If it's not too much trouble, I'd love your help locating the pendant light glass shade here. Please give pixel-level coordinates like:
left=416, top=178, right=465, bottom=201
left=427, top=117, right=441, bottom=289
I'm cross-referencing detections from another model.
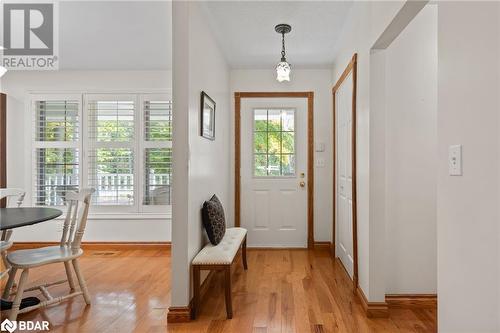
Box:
left=276, top=61, right=291, bottom=82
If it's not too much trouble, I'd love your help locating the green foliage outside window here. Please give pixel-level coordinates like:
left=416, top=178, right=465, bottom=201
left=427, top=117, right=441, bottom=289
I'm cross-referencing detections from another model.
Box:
left=253, top=109, right=295, bottom=176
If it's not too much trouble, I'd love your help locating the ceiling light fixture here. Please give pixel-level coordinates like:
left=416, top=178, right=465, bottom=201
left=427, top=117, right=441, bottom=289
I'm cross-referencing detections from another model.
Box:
left=275, top=24, right=291, bottom=82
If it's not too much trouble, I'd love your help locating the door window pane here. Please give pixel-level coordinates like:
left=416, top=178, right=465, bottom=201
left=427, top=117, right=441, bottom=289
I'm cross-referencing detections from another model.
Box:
left=281, top=154, right=296, bottom=176
left=282, top=110, right=295, bottom=131
left=254, top=109, right=267, bottom=131
left=254, top=132, right=267, bottom=153
left=253, top=109, right=296, bottom=176
left=282, top=132, right=295, bottom=153
left=268, top=110, right=281, bottom=130
left=254, top=154, right=267, bottom=177
left=267, top=132, right=281, bottom=154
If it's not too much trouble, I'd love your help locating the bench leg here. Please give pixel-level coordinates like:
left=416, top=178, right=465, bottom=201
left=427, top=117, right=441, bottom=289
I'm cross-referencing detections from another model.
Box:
left=242, top=235, right=248, bottom=270
left=192, top=265, right=200, bottom=319
left=224, top=266, right=232, bottom=319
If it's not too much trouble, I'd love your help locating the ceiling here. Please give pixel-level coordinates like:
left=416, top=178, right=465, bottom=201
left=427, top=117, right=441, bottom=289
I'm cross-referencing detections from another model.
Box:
left=200, top=1, right=353, bottom=69
left=59, top=1, right=171, bottom=70
left=55, top=1, right=351, bottom=71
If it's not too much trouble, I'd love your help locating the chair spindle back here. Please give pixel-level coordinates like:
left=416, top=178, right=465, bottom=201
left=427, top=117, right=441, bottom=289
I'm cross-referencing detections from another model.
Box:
left=0, top=188, right=26, bottom=207
left=60, top=188, right=94, bottom=250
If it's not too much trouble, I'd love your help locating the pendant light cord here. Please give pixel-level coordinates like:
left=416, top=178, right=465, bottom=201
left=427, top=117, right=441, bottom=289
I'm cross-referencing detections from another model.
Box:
left=281, top=32, right=286, bottom=61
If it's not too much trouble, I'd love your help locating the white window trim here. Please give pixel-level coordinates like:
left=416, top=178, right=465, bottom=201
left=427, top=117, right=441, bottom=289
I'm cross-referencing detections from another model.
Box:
left=27, top=91, right=172, bottom=219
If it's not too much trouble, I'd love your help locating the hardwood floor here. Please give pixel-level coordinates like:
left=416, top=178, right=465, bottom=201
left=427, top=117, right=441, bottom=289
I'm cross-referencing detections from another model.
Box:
left=3, top=248, right=437, bottom=332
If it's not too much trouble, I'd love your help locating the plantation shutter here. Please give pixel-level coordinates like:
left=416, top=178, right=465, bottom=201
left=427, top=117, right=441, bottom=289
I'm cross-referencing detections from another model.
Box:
left=86, top=96, right=136, bottom=206
left=142, top=98, right=172, bottom=206
left=33, top=98, right=80, bottom=206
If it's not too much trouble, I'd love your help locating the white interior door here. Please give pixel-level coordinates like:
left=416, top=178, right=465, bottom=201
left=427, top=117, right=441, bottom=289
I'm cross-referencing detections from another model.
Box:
left=241, top=98, right=308, bottom=247
left=336, top=72, right=354, bottom=277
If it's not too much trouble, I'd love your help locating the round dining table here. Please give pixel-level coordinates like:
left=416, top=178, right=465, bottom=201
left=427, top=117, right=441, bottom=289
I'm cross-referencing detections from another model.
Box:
left=0, top=207, right=62, bottom=231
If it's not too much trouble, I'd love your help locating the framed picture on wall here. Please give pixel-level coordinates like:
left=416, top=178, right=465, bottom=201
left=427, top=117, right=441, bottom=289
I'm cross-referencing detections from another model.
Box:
left=200, top=91, right=216, bottom=140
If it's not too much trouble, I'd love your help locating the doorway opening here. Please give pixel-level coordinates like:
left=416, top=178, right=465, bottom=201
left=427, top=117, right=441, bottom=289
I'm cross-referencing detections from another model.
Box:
left=332, top=54, right=358, bottom=288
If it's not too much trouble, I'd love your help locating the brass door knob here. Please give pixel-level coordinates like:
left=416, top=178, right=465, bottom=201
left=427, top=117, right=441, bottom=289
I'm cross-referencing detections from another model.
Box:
left=299, top=181, right=306, bottom=188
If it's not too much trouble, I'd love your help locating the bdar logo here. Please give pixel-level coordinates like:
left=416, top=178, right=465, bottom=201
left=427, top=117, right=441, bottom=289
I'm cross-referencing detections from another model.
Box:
left=0, top=319, right=17, bottom=333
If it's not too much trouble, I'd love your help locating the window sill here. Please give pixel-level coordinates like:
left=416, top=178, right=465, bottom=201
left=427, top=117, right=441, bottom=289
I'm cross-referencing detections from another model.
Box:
left=53, top=213, right=171, bottom=221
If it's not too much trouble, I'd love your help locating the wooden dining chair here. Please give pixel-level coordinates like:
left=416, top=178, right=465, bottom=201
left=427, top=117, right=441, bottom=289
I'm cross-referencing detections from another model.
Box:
left=0, top=240, right=13, bottom=280
left=0, top=188, right=26, bottom=274
left=0, top=188, right=26, bottom=208
left=2, top=188, right=95, bottom=321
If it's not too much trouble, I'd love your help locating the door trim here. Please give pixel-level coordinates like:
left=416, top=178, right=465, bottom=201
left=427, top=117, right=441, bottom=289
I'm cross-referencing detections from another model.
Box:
left=0, top=93, right=6, bottom=208
left=332, top=53, right=358, bottom=288
left=234, top=92, right=314, bottom=249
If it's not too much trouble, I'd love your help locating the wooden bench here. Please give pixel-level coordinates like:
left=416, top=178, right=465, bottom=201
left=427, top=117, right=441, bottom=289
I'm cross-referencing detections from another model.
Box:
left=191, top=227, right=248, bottom=319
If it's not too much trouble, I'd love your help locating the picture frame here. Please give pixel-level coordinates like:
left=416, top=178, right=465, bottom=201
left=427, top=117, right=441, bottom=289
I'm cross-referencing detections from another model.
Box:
left=200, top=91, right=216, bottom=140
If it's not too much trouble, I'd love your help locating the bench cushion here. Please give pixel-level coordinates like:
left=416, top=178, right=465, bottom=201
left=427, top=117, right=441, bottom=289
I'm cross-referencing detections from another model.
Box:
left=192, top=227, right=247, bottom=265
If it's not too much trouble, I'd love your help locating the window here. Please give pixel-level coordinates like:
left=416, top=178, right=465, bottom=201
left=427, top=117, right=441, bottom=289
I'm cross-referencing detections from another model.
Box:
left=143, top=99, right=172, bottom=206
left=86, top=97, right=136, bottom=206
left=253, top=109, right=295, bottom=177
left=33, top=97, right=81, bottom=206
left=32, top=93, right=172, bottom=214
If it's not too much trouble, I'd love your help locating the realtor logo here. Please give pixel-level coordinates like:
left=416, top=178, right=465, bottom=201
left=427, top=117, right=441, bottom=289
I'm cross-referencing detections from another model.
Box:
left=1, top=2, right=59, bottom=70
left=0, top=319, right=17, bottom=333
left=3, top=3, right=54, bottom=55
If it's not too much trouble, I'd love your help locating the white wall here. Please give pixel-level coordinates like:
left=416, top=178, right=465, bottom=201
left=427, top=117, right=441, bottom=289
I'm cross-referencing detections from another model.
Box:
left=334, top=1, right=500, bottom=330
left=331, top=0, right=406, bottom=301
left=1, top=70, right=172, bottom=242
left=384, top=5, right=437, bottom=294
left=230, top=69, right=332, bottom=242
left=171, top=1, right=231, bottom=307
left=437, top=2, right=499, bottom=332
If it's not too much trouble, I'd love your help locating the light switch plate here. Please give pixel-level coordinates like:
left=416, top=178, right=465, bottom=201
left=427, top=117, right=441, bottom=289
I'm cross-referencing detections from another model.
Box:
left=315, top=142, right=325, bottom=152
left=316, top=158, right=325, bottom=168
left=449, top=145, right=462, bottom=176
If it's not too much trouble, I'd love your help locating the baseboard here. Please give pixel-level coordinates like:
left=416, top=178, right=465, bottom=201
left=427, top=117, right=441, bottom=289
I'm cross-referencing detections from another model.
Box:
left=167, top=270, right=217, bottom=323
left=385, top=294, right=437, bottom=309
left=247, top=247, right=307, bottom=250
left=313, top=241, right=332, bottom=250
left=166, top=306, right=191, bottom=323
left=356, top=287, right=389, bottom=318
left=10, top=241, right=171, bottom=251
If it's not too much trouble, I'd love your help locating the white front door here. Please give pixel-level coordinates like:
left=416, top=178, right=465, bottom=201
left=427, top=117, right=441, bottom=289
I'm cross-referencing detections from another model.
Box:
left=335, top=72, right=354, bottom=277
left=240, top=98, right=308, bottom=247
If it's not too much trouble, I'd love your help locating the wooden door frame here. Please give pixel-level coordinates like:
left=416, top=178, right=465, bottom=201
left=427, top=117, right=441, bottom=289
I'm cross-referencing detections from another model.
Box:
left=332, top=54, right=358, bottom=288
left=0, top=93, right=6, bottom=208
left=234, top=92, right=314, bottom=249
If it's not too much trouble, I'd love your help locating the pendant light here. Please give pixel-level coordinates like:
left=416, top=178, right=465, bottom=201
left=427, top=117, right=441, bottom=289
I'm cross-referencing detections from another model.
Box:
left=275, top=24, right=291, bottom=82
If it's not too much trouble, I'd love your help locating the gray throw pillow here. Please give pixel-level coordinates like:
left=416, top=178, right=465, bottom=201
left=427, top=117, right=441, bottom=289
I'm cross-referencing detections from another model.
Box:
left=202, top=194, right=226, bottom=245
